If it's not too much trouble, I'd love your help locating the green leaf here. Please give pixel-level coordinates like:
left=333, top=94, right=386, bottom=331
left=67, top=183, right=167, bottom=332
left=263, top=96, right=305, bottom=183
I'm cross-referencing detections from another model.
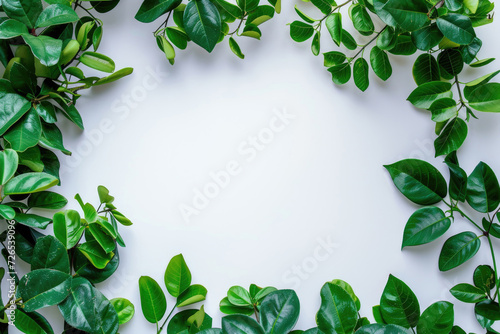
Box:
left=28, top=191, right=68, bottom=209
left=382, top=0, right=429, bottom=31
left=0, top=79, right=31, bottom=136
left=439, top=231, right=481, bottom=271
left=326, top=13, right=342, bottom=46
left=327, top=63, right=351, bottom=85
left=168, top=308, right=212, bottom=333
left=221, top=315, right=264, bottom=334
left=59, top=277, right=119, bottom=333
left=341, top=29, right=357, bottom=50
left=310, top=0, right=334, bottom=15
left=183, top=0, right=221, bottom=52
left=110, top=298, right=135, bottom=325
left=74, top=247, right=119, bottom=284
left=35, top=4, right=79, bottom=28
left=0, top=19, right=29, bottom=39
left=14, top=309, right=54, bottom=334
left=220, top=297, right=254, bottom=315
left=88, top=223, right=115, bottom=253
left=165, top=253, right=192, bottom=297
left=377, top=26, right=396, bottom=51
left=229, top=37, right=245, bottom=59
left=18, top=269, right=72, bottom=312
left=0, top=204, right=15, bottom=219
left=177, top=284, right=208, bottom=307
left=35, top=102, right=57, bottom=124
left=475, top=300, right=500, bottom=328
left=78, top=240, right=114, bottom=269
left=438, top=49, right=464, bottom=77
left=31, top=235, right=70, bottom=274
left=330, top=280, right=360, bottom=311
left=237, top=0, right=258, bottom=12
left=260, top=290, right=300, bottom=334
left=350, top=4, right=374, bottom=35
left=93, top=67, right=134, bottom=86
left=434, top=117, right=468, bottom=157
left=468, top=83, right=500, bottom=112
left=22, top=34, right=63, bottom=67
left=370, top=46, right=392, bottom=81
left=4, top=172, right=58, bottom=195
left=384, top=159, right=447, bottom=205
left=388, top=34, right=417, bottom=56
left=135, top=0, right=183, bottom=23
left=380, top=275, right=420, bottom=328
left=353, top=58, right=369, bottom=91
left=317, top=283, right=358, bottom=334
left=294, top=6, right=315, bottom=24
left=53, top=210, right=84, bottom=249
left=416, top=301, right=454, bottom=334
left=474, top=265, right=495, bottom=292
left=311, top=31, right=320, bottom=56
left=4, top=108, right=42, bottom=152
left=228, top=286, right=252, bottom=306
left=167, top=27, right=188, bottom=50
left=0, top=148, right=19, bottom=185
left=413, top=54, right=440, bottom=86
left=450, top=283, right=487, bottom=303
left=402, top=207, right=451, bottom=248
left=470, top=58, right=495, bottom=68
left=411, top=23, right=444, bottom=51
left=407, top=81, right=453, bottom=109
left=247, top=5, right=275, bottom=26
left=2, top=0, right=43, bottom=29
left=430, top=98, right=457, bottom=122
left=15, top=213, right=51, bottom=229
left=289, top=21, right=314, bottom=42
left=40, top=122, right=71, bottom=155
left=323, top=51, right=346, bottom=67
left=445, top=155, right=468, bottom=202
left=436, top=14, right=475, bottom=45
left=97, top=185, right=114, bottom=204
left=466, top=162, right=500, bottom=213
left=139, top=275, right=167, bottom=324
left=79, top=51, right=115, bottom=73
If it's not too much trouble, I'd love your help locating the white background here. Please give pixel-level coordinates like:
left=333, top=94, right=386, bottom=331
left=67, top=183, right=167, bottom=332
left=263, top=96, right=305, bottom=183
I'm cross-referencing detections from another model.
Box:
left=8, top=0, right=500, bottom=332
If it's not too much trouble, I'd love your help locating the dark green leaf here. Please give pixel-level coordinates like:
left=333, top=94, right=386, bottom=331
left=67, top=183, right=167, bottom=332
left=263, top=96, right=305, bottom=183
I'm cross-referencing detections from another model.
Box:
left=325, top=13, right=342, bottom=46
left=35, top=4, right=78, bottom=28
left=183, top=0, right=221, bottom=52
left=135, top=0, right=182, bottom=23
left=450, top=283, right=487, bottom=303
left=328, top=63, right=351, bottom=85
left=380, top=275, right=420, bottom=328
left=260, top=290, right=300, bottom=334
left=290, top=21, right=314, bottom=42
left=221, top=315, right=264, bottom=334
left=2, top=0, right=42, bottom=29
left=402, top=206, right=451, bottom=248
left=4, top=108, right=42, bottom=152
left=31, top=235, right=69, bottom=273
left=434, top=117, right=468, bottom=157
left=317, top=283, right=358, bottom=334
left=22, top=35, right=63, bottom=67
left=439, top=231, right=481, bottom=271
left=411, top=23, right=444, bottom=51
left=437, top=14, right=475, bottom=45
left=416, top=301, right=454, bottom=334
left=353, top=58, right=369, bottom=91
left=370, top=46, right=392, bottom=81
left=407, top=81, right=453, bottom=109
left=466, top=162, right=500, bottom=213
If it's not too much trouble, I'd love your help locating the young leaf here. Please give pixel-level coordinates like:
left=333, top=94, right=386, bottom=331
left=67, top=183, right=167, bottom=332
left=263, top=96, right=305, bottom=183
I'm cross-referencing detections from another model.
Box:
left=110, top=298, right=135, bottom=325
left=177, top=284, right=208, bottom=307
left=53, top=210, right=84, bottom=249
left=79, top=51, right=115, bottom=73
left=229, top=37, right=245, bottom=59
left=228, top=286, right=252, bottom=306
left=165, top=253, right=192, bottom=297
left=139, top=276, right=167, bottom=324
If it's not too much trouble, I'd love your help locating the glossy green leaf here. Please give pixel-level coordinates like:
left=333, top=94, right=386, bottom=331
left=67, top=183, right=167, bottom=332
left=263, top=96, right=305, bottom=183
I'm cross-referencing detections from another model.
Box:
left=31, top=235, right=70, bottom=273
left=294, top=6, right=315, bottom=24
left=229, top=37, right=245, bottom=59
left=341, top=29, right=357, bottom=50
left=413, top=54, right=440, bottom=86
left=317, top=283, right=358, bottom=334
left=436, top=14, right=475, bottom=45
left=439, top=231, right=481, bottom=271
left=53, top=210, right=84, bottom=249
left=434, top=117, right=468, bottom=157
left=2, top=0, right=42, bottom=29
left=438, top=49, right=463, bottom=77
left=4, top=172, right=58, bottom=195
left=0, top=19, right=29, bottom=39
left=14, top=309, right=54, bottom=334
left=79, top=51, right=115, bottom=73
left=377, top=26, right=396, bottom=51
left=370, top=46, right=392, bottom=81
left=177, top=284, right=208, bottom=307
left=323, top=51, right=346, bottom=67
left=416, top=301, right=454, bottom=334
left=384, top=159, right=447, bottom=205
left=468, top=83, right=500, bottom=112
left=470, top=58, right=495, bottom=68
left=411, top=23, right=444, bottom=51
left=350, top=4, right=374, bottom=35
left=78, top=240, right=114, bottom=269
left=430, top=98, right=457, bottom=122
left=326, top=13, right=342, bottom=46
left=290, top=21, right=314, bottom=42
left=474, top=265, right=495, bottom=292
left=183, top=0, right=221, bottom=52
left=407, top=81, right=453, bottom=109
left=88, top=223, right=115, bottom=253
left=165, top=254, right=191, bottom=297
left=74, top=247, right=119, bottom=284
left=22, top=35, right=63, bottom=67
left=228, top=286, right=252, bottom=306
left=382, top=0, right=429, bottom=31
left=474, top=300, right=500, bottom=328
left=139, top=275, right=167, bottom=323
left=4, top=108, right=42, bottom=152
left=110, top=298, right=135, bottom=325
left=353, top=58, right=369, bottom=92
left=445, top=155, right=468, bottom=202
left=135, top=0, right=183, bottom=23
left=260, top=290, right=300, bottom=334
left=0, top=148, right=19, bottom=185
left=450, top=283, right=487, bottom=303
left=328, top=63, right=351, bottom=85
left=310, top=0, right=334, bottom=15
left=35, top=4, right=78, bottom=28
left=402, top=207, right=451, bottom=248
left=220, top=297, right=254, bottom=316
left=0, top=79, right=31, bottom=137
left=221, top=315, right=264, bottom=334
left=59, top=277, right=119, bottom=333
left=311, top=31, right=320, bottom=56
left=28, top=191, right=67, bottom=209
left=18, top=269, right=72, bottom=312
left=466, top=162, right=500, bottom=212
left=14, top=213, right=51, bottom=229
left=380, top=275, right=420, bottom=328
left=0, top=204, right=15, bottom=220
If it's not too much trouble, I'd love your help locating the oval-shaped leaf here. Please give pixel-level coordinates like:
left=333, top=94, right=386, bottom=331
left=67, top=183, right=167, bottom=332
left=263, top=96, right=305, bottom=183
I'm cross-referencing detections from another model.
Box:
left=183, top=0, right=221, bottom=52
left=4, top=172, right=58, bottom=195
left=402, top=207, right=451, bottom=248
left=466, top=162, right=500, bottom=213
left=165, top=254, right=192, bottom=297
left=317, top=283, right=358, bottom=334
left=260, top=290, right=300, bottom=334
left=439, top=231, right=481, bottom=271
left=380, top=275, right=420, bottom=328
left=139, top=275, right=167, bottom=324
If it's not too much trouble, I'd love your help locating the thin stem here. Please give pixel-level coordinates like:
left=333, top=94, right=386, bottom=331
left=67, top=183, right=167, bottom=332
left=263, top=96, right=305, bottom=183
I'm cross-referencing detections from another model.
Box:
left=445, top=201, right=485, bottom=232
left=0, top=298, right=22, bottom=313
left=351, top=27, right=386, bottom=61
left=318, top=0, right=354, bottom=24
left=229, top=15, right=247, bottom=36
left=75, top=3, right=100, bottom=24
left=154, top=12, right=172, bottom=36
left=455, top=76, right=466, bottom=112
left=487, top=235, right=500, bottom=303
left=158, top=306, right=176, bottom=334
